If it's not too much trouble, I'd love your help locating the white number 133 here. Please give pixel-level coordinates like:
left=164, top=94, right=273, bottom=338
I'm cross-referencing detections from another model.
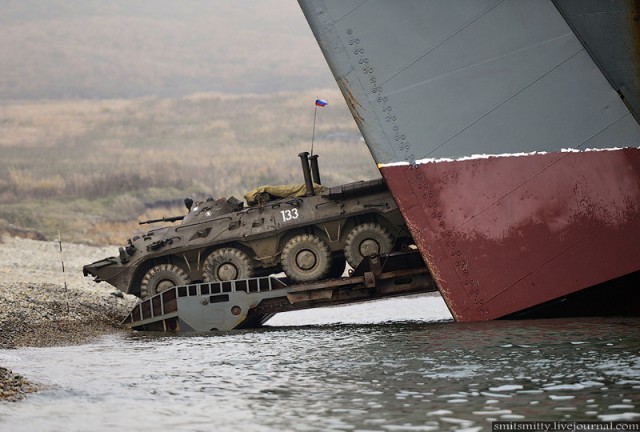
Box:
left=280, top=209, right=299, bottom=222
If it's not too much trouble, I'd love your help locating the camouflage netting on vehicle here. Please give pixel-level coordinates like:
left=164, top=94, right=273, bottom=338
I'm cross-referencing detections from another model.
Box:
left=244, top=184, right=325, bottom=206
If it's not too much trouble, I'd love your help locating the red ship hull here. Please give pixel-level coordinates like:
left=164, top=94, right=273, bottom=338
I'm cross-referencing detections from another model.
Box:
left=381, top=148, right=640, bottom=321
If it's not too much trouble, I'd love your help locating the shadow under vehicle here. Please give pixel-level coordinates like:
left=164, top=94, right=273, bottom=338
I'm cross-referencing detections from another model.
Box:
left=83, top=153, right=412, bottom=299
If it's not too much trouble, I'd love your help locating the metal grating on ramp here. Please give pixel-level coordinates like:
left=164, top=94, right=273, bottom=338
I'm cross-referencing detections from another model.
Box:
left=123, top=251, right=436, bottom=332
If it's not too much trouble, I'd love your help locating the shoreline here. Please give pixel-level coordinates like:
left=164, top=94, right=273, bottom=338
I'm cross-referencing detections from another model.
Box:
left=0, top=282, right=134, bottom=350
left=0, top=235, right=138, bottom=401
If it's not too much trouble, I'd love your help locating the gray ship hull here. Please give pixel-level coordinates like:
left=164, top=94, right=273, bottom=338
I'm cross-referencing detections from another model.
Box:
left=299, top=0, right=640, bottom=320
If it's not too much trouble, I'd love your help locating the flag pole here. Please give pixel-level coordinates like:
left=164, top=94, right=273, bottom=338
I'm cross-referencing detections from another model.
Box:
left=311, top=102, right=318, bottom=157
left=311, top=98, right=327, bottom=156
left=58, top=230, right=70, bottom=315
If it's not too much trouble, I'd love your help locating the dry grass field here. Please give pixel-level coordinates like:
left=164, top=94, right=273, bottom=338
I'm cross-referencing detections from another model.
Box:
left=0, top=2, right=380, bottom=245
left=0, top=90, right=379, bottom=245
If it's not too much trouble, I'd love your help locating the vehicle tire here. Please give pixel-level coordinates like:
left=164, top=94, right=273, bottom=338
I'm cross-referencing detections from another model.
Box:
left=344, top=222, right=393, bottom=269
left=140, top=264, right=190, bottom=299
left=281, top=234, right=332, bottom=283
left=203, top=248, right=254, bottom=282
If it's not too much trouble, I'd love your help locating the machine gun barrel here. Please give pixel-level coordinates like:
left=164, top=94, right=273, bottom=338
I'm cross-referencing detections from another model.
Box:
left=138, top=215, right=185, bottom=225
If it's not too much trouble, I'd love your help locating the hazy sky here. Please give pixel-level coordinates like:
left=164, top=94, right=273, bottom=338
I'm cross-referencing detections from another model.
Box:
left=1, top=0, right=336, bottom=99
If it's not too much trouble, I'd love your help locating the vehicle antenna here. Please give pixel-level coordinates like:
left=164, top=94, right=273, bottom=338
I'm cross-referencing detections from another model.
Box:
left=57, top=230, right=70, bottom=315
left=311, top=98, right=328, bottom=156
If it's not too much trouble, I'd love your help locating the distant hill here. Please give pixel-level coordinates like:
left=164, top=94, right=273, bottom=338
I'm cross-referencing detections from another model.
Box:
left=0, top=0, right=335, bottom=100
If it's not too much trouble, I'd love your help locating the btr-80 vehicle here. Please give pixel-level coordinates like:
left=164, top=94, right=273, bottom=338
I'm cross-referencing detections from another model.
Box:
left=83, top=153, right=411, bottom=299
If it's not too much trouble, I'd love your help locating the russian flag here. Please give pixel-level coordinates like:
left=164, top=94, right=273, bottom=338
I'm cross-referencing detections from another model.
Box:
left=315, top=98, right=328, bottom=107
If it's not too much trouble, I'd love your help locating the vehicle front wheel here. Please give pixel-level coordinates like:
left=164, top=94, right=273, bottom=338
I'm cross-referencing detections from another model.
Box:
left=344, top=222, right=393, bottom=269
left=140, top=264, right=190, bottom=299
left=203, top=247, right=254, bottom=282
left=281, top=234, right=332, bottom=283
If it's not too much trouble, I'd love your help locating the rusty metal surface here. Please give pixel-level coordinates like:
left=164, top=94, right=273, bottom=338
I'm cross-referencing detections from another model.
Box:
left=381, top=148, right=640, bottom=321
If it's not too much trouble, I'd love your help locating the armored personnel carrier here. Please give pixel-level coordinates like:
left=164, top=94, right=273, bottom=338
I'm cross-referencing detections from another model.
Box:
left=83, top=153, right=412, bottom=298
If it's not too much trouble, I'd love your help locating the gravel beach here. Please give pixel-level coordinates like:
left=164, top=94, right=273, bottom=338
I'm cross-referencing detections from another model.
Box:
left=0, top=235, right=138, bottom=401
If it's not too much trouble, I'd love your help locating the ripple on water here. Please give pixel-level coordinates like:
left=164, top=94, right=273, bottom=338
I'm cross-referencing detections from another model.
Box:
left=480, top=392, right=513, bottom=398
left=489, top=385, right=523, bottom=392
left=0, top=316, right=638, bottom=432
left=598, top=413, right=640, bottom=421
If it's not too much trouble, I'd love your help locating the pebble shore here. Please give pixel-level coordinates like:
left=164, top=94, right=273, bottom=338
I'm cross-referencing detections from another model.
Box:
left=0, top=235, right=138, bottom=402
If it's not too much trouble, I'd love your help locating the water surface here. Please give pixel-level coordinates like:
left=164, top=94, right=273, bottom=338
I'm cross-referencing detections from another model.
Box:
left=1, top=296, right=638, bottom=432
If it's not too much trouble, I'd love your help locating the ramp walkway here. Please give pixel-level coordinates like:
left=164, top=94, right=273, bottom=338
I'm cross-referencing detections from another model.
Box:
left=122, top=250, right=435, bottom=332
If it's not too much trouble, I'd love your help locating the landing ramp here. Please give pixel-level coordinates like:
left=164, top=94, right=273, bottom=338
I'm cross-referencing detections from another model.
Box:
left=123, top=251, right=436, bottom=332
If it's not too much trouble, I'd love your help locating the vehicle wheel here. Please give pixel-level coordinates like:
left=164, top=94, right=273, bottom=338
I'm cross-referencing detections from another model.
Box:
left=140, top=264, right=189, bottom=299
left=281, top=234, right=332, bottom=282
left=203, top=248, right=254, bottom=282
left=344, top=223, right=393, bottom=268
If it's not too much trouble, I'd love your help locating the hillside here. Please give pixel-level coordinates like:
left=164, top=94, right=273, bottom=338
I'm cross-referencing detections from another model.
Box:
left=0, top=2, right=379, bottom=245
left=0, top=90, right=378, bottom=244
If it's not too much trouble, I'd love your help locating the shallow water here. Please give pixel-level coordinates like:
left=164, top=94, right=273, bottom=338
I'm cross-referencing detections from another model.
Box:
left=1, top=296, right=639, bottom=432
